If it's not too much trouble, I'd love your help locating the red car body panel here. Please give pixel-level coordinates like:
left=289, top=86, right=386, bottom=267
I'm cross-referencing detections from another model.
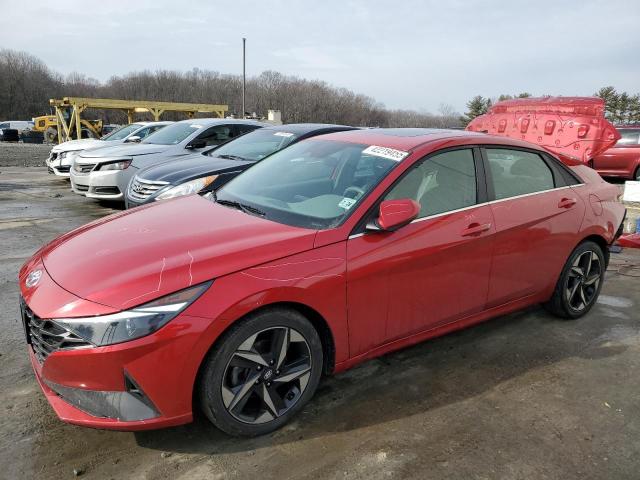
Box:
left=19, top=129, right=626, bottom=430
left=38, top=196, right=317, bottom=310
left=592, top=129, right=640, bottom=179
left=466, top=97, right=620, bottom=164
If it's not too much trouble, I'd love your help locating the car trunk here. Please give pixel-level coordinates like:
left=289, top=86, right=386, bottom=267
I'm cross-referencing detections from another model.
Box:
left=466, top=97, right=620, bottom=164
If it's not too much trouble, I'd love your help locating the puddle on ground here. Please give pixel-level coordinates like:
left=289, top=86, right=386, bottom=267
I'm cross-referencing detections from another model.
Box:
left=597, top=295, right=633, bottom=308
left=598, top=307, right=629, bottom=320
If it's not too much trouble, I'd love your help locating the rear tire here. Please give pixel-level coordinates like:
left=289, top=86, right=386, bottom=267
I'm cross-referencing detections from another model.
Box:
left=544, top=241, right=605, bottom=319
left=199, top=308, right=323, bottom=437
left=634, top=165, right=640, bottom=181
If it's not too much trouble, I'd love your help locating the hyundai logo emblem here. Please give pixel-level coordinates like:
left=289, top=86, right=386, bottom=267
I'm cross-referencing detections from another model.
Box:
left=132, top=183, right=144, bottom=193
left=25, top=269, right=42, bottom=288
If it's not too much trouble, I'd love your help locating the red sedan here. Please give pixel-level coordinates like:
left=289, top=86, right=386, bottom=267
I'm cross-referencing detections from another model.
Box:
left=20, top=129, right=625, bottom=436
left=592, top=127, right=640, bottom=180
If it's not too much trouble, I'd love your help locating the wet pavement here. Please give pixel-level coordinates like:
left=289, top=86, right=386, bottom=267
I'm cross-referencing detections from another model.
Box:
left=1, top=167, right=639, bottom=479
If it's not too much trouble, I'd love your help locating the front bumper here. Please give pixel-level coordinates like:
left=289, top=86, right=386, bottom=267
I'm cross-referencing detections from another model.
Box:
left=69, top=169, right=90, bottom=195
left=29, top=351, right=191, bottom=430
left=85, top=167, right=136, bottom=201
left=26, top=311, right=203, bottom=430
left=46, top=154, right=73, bottom=177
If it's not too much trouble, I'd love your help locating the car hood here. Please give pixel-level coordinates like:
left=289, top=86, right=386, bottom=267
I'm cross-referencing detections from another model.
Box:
left=138, top=153, right=254, bottom=184
left=52, top=139, right=105, bottom=153
left=39, top=195, right=316, bottom=310
left=466, top=96, right=620, bottom=164
left=79, top=143, right=170, bottom=159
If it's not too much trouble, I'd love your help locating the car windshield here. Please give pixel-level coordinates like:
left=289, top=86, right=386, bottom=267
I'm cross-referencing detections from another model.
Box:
left=142, top=122, right=204, bottom=145
left=216, top=140, right=399, bottom=229
left=210, top=129, right=300, bottom=161
left=102, top=124, right=142, bottom=141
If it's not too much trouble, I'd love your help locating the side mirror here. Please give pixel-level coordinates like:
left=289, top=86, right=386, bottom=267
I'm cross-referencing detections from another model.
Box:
left=187, top=139, right=207, bottom=149
left=366, top=198, right=420, bottom=232
left=125, top=135, right=141, bottom=143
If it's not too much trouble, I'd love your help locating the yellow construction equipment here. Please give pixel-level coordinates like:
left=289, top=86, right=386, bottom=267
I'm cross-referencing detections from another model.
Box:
left=32, top=115, right=103, bottom=143
left=40, top=97, right=229, bottom=143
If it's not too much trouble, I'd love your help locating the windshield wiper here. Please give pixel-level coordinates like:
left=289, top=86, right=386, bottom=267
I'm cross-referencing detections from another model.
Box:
left=216, top=154, right=250, bottom=161
left=216, top=198, right=266, bottom=217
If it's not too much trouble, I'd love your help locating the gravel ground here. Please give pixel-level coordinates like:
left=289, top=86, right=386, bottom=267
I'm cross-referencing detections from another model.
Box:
left=1, top=167, right=640, bottom=479
left=0, top=142, right=51, bottom=167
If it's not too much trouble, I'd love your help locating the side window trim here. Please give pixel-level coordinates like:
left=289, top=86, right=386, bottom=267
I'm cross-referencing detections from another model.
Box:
left=350, top=146, right=481, bottom=236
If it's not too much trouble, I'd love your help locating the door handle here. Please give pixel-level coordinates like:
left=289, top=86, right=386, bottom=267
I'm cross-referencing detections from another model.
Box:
left=461, top=222, right=492, bottom=236
left=558, top=197, right=577, bottom=209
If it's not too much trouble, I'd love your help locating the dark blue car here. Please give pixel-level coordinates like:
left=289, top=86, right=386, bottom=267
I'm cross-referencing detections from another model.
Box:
left=125, top=124, right=357, bottom=208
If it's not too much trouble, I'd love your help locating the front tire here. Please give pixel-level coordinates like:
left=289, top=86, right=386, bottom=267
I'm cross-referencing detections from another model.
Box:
left=199, top=308, right=323, bottom=437
left=544, top=241, right=605, bottom=319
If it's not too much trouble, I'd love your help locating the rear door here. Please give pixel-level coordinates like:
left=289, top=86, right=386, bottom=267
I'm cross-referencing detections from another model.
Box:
left=346, top=147, right=495, bottom=355
left=593, top=130, right=640, bottom=177
left=482, top=147, right=586, bottom=308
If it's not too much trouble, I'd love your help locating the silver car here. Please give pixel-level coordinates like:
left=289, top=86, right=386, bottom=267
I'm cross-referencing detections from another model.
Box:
left=72, top=119, right=266, bottom=201
left=51, top=122, right=172, bottom=178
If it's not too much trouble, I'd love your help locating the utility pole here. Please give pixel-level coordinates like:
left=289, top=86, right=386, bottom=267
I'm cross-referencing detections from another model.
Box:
left=242, top=37, right=246, bottom=119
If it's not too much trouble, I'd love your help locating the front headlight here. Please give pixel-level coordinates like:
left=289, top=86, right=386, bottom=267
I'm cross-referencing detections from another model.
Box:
left=52, top=282, right=211, bottom=346
left=58, top=151, right=68, bottom=159
left=97, top=159, right=132, bottom=171
left=155, top=175, right=218, bottom=201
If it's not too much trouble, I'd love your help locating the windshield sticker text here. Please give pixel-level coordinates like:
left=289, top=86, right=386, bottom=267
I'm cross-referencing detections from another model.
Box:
left=362, top=145, right=409, bottom=161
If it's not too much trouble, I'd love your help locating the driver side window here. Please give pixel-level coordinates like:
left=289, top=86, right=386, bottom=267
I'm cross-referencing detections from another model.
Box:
left=197, top=125, right=234, bottom=146
left=385, top=148, right=477, bottom=218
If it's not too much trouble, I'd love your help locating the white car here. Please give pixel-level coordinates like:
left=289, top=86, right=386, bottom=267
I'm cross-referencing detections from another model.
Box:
left=0, top=120, right=34, bottom=133
left=72, top=119, right=265, bottom=201
left=47, top=122, right=172, bottom=177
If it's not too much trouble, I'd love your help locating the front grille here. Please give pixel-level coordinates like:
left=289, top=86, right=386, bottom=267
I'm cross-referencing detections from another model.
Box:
left=128, top=177, right=169, bottom=201
left=56, top=165, right=70, bottom=173
left=20, top=299, right=91, bottom=363
left=74, top=163, right=95, bottom=174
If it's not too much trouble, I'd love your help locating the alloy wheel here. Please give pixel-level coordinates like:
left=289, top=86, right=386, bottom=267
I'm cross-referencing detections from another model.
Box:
left=565, top=250, right=602, bottom=311
left=221, top=327, right=312, bottom=424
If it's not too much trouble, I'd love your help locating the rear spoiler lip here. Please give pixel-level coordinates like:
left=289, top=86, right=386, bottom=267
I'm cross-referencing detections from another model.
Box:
left=466, top=97, right=621, bottom=164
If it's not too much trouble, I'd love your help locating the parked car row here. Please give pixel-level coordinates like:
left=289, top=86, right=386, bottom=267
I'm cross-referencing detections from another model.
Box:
left=46, top=121, right=173, bottom=176
left=23, top=98, right=628, bottom=437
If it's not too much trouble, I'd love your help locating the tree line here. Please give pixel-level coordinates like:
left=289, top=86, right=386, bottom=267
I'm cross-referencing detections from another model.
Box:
left=461, top=88, right=640, bottom=126
left=0, top=49, right=461, bottom=128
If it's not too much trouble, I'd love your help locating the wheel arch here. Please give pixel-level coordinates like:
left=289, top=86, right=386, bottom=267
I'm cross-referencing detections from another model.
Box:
left=191, top=301, right=337, bottom=410
left=577, top=233, right=610, bottom=267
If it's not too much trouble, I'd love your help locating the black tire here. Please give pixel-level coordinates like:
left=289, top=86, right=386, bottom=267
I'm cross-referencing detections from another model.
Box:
left=634, top=166, right=640, bottom=181
left=544, top=241, right=605, bottom=319
left=199, top=307, right=323, bottom=437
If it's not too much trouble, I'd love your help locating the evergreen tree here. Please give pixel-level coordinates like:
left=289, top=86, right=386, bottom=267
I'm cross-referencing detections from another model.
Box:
left=460, top=95, right=490, bottom=126
left=594, top=86, right=618, bottom=121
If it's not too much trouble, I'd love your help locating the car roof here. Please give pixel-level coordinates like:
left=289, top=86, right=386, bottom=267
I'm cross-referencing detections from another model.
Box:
left=174, top=118, right=268, bottom=127
left=317, top=128, right=542, bottom=153
left=133, top=121, right=174, bottom=126
left=261, top=123, right=356, bottom=134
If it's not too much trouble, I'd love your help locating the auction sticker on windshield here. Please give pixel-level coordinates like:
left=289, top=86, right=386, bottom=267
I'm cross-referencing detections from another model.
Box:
left=273, top=132, right=294, bottom=137
left=338, top=197, right=356, bottom=209
left=362, top=145, right=409, bottom=161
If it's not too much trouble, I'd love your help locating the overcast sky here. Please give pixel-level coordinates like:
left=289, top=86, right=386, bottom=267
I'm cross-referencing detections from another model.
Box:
left=1, top=0, right=639, bottom=112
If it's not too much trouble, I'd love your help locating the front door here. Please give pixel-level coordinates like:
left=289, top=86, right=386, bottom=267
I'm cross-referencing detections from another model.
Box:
left=346, top=148, right=494, bottom=356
